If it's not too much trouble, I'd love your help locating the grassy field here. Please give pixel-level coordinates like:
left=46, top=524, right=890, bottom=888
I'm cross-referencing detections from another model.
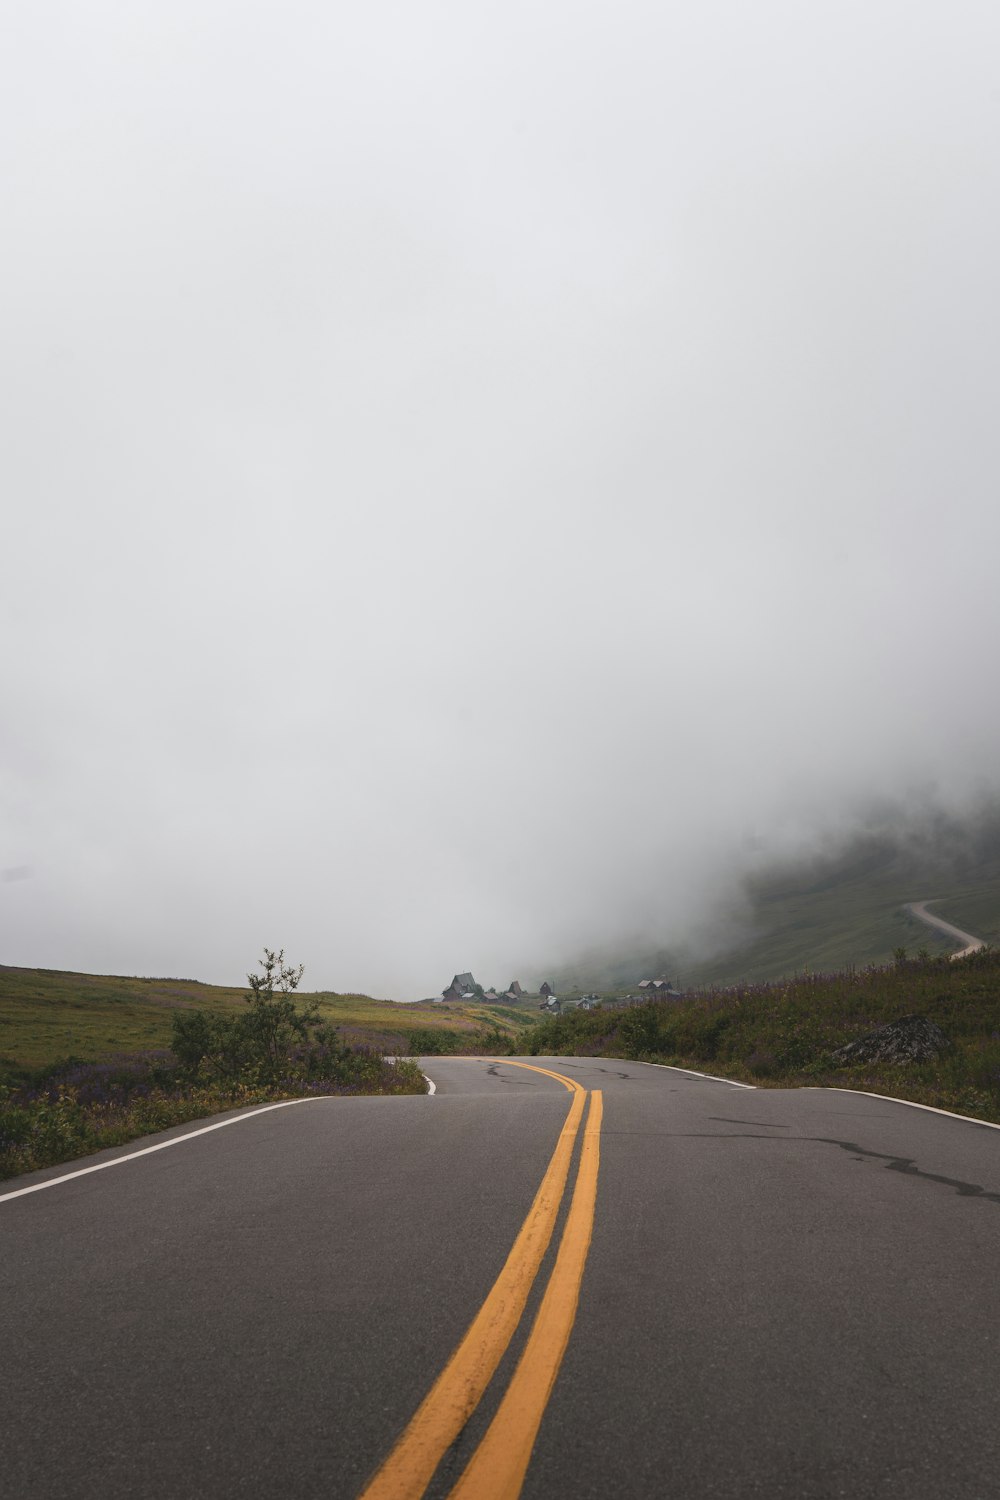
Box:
left=0, top=965, right=534, bottom=1085
left=553, top=809, right=1000, bottom=995
left=529, top=946, right=1000, bottom=1122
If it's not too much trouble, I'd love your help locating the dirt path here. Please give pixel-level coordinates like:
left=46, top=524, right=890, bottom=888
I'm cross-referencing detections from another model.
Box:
left=905, top=900, right=986, bottom=959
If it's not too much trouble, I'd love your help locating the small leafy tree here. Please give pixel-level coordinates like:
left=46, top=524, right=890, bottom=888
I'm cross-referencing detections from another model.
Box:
left=171, top=949, right=322, bottom=1088
left=241, top=948, right=316, bottom=1084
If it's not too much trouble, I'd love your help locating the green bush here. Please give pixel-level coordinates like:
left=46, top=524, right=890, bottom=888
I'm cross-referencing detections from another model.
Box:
left=406, top=1025, right=515, bottom=1056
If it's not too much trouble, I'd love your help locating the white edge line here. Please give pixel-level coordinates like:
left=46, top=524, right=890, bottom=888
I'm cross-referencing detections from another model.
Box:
left=638, top=1060, right=756, bottom=1089
left=0, top=1096, right=332, bottom=1205
left=422, top=1072, right=437, bottom=1095
left=396, top=1059, right=1000, bottom=1127
left=809, top=1086, right=1000, bottom=1131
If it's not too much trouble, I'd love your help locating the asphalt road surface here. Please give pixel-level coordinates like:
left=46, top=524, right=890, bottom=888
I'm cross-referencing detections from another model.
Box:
left=4, top=1058, right=1000, bottom=1499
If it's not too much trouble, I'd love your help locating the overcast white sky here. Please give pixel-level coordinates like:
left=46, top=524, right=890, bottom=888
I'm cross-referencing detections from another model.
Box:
left=3, top=2, right=999, bottom=995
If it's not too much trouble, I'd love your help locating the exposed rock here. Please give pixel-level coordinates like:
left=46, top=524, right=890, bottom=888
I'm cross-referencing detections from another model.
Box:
left=833, top=1015, right=949, bottom=1067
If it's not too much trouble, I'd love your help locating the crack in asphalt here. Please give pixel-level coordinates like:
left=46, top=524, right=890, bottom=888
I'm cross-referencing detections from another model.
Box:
left=818, top=1136, right=1000, bottom=1203
left=708, top=1117, right=790, bottom=1128
left=485, top=1063, right=532, bottom=1083
left=673, top=1133, right=1000, bottom=1205
left=533, top=1063, right=634, bottom=1080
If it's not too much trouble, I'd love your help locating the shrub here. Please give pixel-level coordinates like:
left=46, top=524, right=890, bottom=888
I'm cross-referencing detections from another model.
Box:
left=172, top=948, right=319, bottom=1087
left=1, top=950, right=428, bottom=1180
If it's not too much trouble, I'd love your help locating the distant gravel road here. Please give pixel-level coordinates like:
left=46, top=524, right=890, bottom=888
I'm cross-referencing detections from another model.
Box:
left=906, top=899, right=986, bottom=958
left=4, top=1058, right=1000, bottom=1499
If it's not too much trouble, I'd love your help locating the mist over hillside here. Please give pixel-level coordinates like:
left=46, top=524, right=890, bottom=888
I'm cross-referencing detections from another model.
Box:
left=549, top=801, right=1000, bottom=994
left=3, top=4, right=1000, bottom=994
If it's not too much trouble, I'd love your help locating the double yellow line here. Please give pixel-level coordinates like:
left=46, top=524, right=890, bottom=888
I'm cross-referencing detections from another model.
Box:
left=360, top=1062, right=603, bottom=1500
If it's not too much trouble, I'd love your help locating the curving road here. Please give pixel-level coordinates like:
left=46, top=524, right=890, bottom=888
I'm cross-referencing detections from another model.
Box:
left=4, top=1058, right=1000, bottom=1499
left=905, top=900, right=986, bottom=959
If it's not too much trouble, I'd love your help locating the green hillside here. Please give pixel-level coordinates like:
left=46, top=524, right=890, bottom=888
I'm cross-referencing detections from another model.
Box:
left=554, top=807, right=1000, bottom=995
left=0, top=966, right=533, bottom=1084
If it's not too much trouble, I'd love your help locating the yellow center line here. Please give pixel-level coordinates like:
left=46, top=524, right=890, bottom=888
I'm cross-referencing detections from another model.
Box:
left=448, top=1089, right=604, bottom=1500
left=487, top=1060, right=586, bottom=1091
left=358, top=1061, right=585, bottom=1500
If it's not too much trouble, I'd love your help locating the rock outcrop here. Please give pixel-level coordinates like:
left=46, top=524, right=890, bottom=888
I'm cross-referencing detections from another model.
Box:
left=833, top=1015, right=949, bottom=1066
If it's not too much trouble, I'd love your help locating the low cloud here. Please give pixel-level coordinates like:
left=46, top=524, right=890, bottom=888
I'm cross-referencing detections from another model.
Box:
left=3, top=2, right=999, bottom=994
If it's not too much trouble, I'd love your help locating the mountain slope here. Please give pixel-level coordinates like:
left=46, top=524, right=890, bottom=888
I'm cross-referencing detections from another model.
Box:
left=553, top=807, right=1000, bottom=993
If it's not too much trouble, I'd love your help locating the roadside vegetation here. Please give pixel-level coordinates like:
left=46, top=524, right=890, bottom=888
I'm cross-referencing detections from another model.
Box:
left=0, top=961, right=533, bottom=1087
left=0, top=951, right=426, bottom=1181
left=528, top=947, right=1000, bottom=1122
left=405, top=1025, right=515, bottom=1056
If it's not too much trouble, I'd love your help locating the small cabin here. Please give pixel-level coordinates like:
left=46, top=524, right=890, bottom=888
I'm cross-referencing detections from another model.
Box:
left=442, top=971, right=477, bottom=1002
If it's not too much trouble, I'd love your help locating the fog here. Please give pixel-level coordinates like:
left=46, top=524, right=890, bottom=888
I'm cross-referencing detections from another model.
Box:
left=4, top=2, right=999, bottom=996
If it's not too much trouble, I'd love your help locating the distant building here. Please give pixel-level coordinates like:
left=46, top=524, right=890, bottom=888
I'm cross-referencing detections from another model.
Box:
left=540, top=995, right=561, bottom=1014
left=539, top=981, right=556, bottom=998
left=506, top=980, right=523, bottom=997
left=442, top=971, right=478, bottom=1002
left=638, top=978, right=682, bottom=997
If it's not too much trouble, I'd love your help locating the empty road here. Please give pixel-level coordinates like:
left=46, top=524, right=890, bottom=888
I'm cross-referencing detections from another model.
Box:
left=4, top=1058, right=1000, bottom=1499
left=906, top=900, right=986, bottom=959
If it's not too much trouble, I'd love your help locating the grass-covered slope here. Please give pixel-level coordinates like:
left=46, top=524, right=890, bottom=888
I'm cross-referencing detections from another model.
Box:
left=529, top=947, right=1000, bottom=1122
left=0, top=965, right=532, bottom=1086
left=0, top=962, right=537, bottom=1180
